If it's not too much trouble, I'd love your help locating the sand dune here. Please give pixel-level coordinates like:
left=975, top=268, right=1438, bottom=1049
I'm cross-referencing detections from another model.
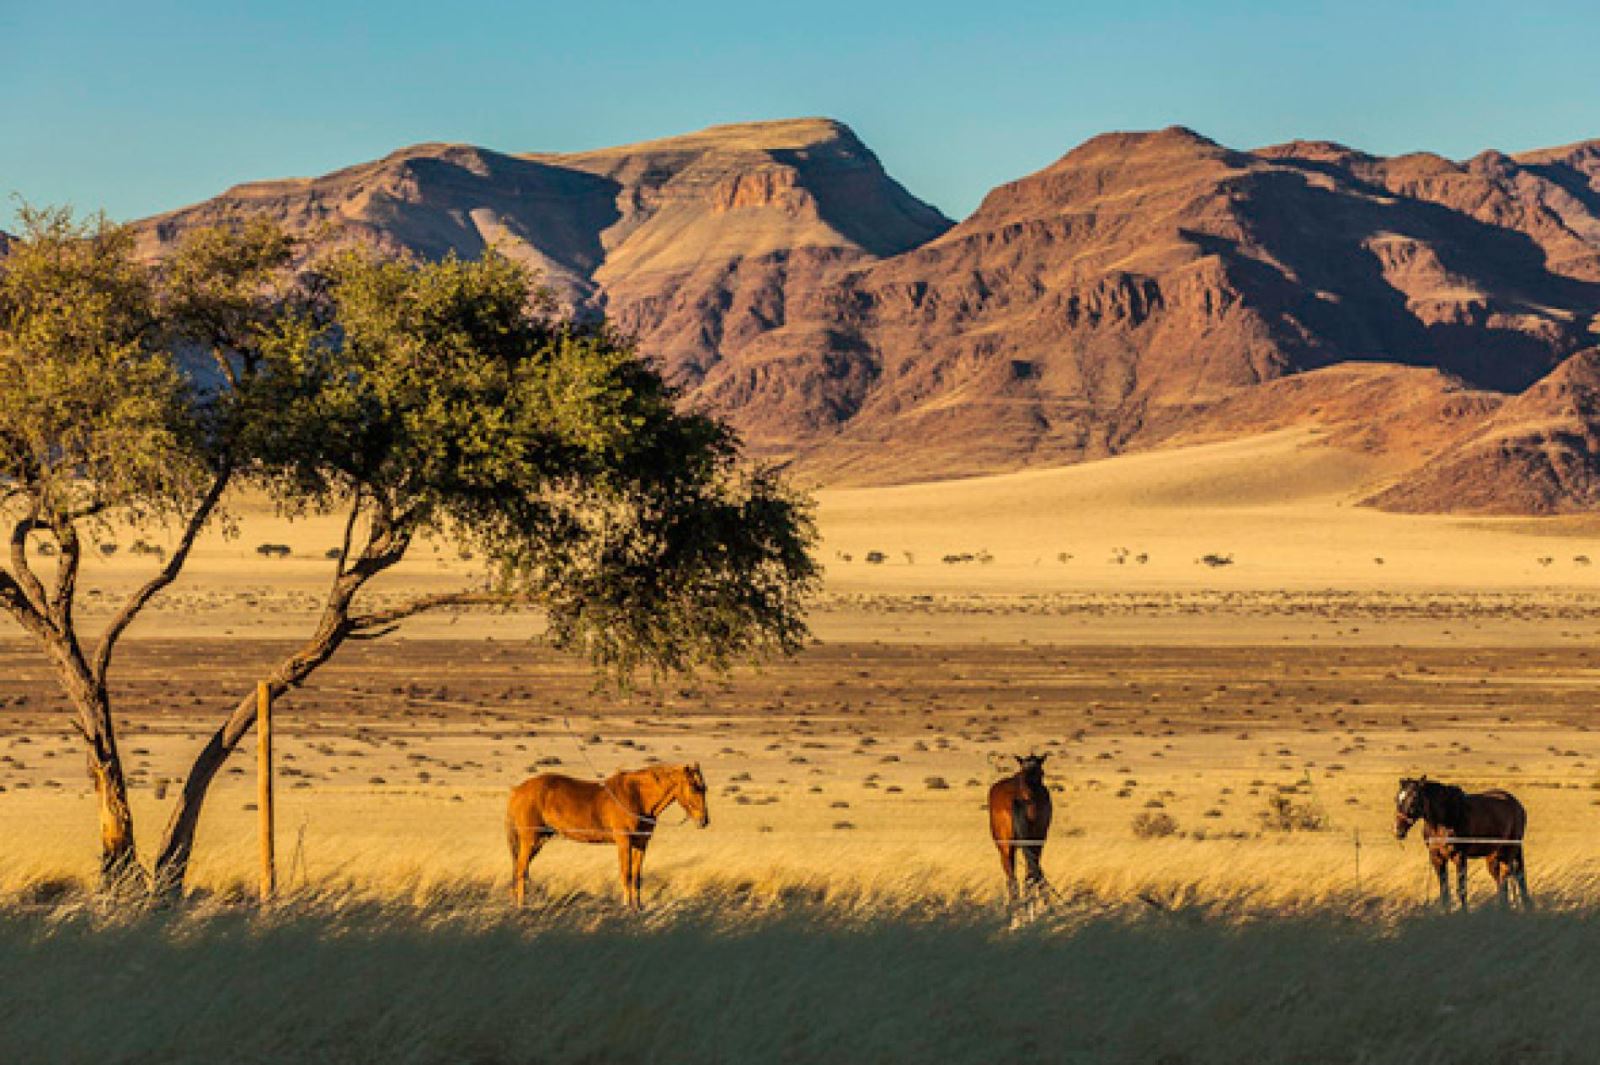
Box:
left=817, top=429, right=1600, bottom=592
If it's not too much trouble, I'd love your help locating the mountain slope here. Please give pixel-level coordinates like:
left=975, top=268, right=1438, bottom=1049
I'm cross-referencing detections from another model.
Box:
left=117, top=121, right=1600, bottom=510
left=1366, top=348, right=1600, bottom=514
left=788, top=128, right=1600, bottom=482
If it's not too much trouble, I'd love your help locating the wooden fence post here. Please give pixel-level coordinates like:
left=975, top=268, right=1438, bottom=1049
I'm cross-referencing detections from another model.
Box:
left=258, top=680, right=275, bottom=903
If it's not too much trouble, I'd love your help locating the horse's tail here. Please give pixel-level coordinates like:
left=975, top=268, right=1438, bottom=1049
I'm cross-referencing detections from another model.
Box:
left=505, top=791, right=524, bottom=861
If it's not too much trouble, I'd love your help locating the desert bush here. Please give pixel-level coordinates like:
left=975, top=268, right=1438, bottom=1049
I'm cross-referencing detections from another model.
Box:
left=1199, top=553, right=1233, bottom=567
left=1132, top=811, right=1180, bottom=839
left=1259, top=794, right=1329, bottom=833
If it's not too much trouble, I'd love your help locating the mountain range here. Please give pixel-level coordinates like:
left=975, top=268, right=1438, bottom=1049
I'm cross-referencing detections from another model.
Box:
left=18, top=118, right=1600, bottom=513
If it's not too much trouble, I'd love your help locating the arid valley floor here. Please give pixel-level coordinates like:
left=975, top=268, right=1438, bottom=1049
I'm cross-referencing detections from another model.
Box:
left=6, top=432, right=1600, bottom=1062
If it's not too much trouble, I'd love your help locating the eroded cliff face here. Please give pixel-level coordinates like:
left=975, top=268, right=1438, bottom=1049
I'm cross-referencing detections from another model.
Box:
left=1366, top=349, right=1600, bottom=515
left=132, top=118, right=952, bottom=454
left=118, top=120, right=1600, bottom=507
left=785, top=127, right=1600, bottom=483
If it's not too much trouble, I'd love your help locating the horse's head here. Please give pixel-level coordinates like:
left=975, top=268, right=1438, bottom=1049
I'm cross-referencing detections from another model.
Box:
left=675, top=763, right=709, bottom=828
left=1395, top=776, right=1426, bottom=839
left=1015, top=753, right=1048, bottom=788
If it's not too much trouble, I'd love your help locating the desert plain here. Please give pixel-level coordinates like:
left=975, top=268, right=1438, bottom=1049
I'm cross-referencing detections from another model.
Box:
left=5, top=429, right=1600, bottom=1063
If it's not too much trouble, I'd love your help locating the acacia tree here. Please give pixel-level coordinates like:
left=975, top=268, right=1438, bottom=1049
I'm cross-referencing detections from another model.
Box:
left=149, top=246, right=818, bottom=896
left=0, top=208, right=298, bottom=886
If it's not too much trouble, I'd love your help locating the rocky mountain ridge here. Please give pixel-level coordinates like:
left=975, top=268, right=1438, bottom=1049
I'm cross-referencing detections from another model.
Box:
left=21, top=119, right=1600, bottom=512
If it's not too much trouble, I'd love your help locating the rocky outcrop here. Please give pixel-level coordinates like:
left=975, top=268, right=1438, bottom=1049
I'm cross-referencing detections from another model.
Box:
left=131, top=118, right=952, bottom=454
left=115, top=120, right=1600, bottom=509
left=790, top=127, right=1600, bottom=483
left=1366, top=349, right=1600, bottom=514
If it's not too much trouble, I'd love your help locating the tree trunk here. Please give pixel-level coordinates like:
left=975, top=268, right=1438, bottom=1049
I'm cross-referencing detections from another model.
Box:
left=151, top=511, right=408, bottom=900
left=151, top=693, right=255, bottom=901
left=152, top=611, right=360, bottom=898
left=88, top=743, right=140, bottom=889
left=57, top=654, right=145, bottom=893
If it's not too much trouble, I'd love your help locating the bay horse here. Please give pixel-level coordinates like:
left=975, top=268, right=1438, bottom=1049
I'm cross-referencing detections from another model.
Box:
left=1394, top=776, right=1531, bottom=911
left=989, top=753, right=1053, bottom=916
left=507, top=763, right=709, bottom=910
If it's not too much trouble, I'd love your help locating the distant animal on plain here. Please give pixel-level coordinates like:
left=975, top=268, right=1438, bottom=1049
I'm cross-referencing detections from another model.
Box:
left=1394, top=776, right=1531, bottom=910
left=989, top=753, right=1053, bottom=917
left=506, top=763, right=709, bottom=910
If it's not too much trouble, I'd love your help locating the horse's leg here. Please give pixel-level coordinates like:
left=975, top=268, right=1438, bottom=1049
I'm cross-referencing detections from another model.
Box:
left=1489, top=856, right=1509, bottom=908
left=1454, top=855, right=1469, bottom=911
left=511, top=829, right=549, bottom=908
left=510, top=829, right=532, bottom=908
left=630, top=839, right=649, bottom=912
left=996, top=843, right=1018, bottom=912
left=1023, top=842, right=1046, bottom=917
left=1514, top=849, right=1534, bottom=911
left=1432, top=853, right=1450, bottom=911
left=616, top=836, right=635, bottom=909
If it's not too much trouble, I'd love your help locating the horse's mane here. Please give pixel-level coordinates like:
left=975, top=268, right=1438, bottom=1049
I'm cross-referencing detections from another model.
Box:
left=1422, top=781, right=1469, bottom=828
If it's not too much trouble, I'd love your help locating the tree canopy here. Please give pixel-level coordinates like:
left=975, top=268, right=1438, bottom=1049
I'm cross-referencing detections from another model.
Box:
left=1, top=208, right=819, bottom=897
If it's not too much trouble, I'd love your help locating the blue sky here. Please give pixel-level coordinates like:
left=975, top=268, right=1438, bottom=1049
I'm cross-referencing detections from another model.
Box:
left=3, top=1, right=1597, bottom=228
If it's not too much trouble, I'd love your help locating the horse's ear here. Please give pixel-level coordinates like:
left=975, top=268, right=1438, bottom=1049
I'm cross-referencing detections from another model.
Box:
left=1037, top=753, right=1050, bottom=764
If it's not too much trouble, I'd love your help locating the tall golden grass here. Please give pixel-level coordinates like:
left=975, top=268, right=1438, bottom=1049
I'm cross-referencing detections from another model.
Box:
left=3, top=876, right=1599, bottom=1065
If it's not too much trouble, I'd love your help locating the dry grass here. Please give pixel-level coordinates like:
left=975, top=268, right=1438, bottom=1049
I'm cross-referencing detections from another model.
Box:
left=3, top=878, right=1600, bottom=1065
left=7, top=587, right=1600, bottom=1061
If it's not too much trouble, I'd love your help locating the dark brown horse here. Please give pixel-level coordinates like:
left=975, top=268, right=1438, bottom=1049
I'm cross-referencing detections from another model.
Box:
left=1394, top=776, right=1531, bottom=910
left=507, top=763, right=709, bottom=909
left=989, top=753, right=1053, bottom=915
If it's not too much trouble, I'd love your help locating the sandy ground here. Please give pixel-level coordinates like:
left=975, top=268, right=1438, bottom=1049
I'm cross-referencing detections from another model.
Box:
left=4, top=429, right=1600, bottom=907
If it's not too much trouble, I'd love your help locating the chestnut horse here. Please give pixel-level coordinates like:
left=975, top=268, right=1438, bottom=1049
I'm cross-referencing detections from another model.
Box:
left=989, top=753, right=1053, bottom=915
left=1394, top=776, right=1531, bottom=910
left=507, top=763, right=709, bottom=909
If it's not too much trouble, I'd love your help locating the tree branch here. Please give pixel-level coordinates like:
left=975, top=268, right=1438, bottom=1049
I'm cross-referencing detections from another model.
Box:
left=8, top=508, right=50, bottom=619
left=348, top=589, right=520, bottom=632
left=50, top=521, right=82, bottom=631
left=90, top=469, right=230, bottom=686
left=0, top=567, right=55, bottom=643
left=333, top=486, right=362, bottom=581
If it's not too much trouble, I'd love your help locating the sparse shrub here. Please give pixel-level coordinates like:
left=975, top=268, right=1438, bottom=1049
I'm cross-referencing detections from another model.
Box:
left=924, top=776, right=949, bottom=790
left=1199, top=553, right=1233, bottom=567
left=255, top=543, right=291, bottom=559
left=129, top=540, right=165, bottom=559
left=98, top=542, right=119, bottom=557
left=1132, top=811, right=1180, bottom=838
left=865, top=551, right=886, bottom=565
left=1259, top=793, right=1329, bottom=833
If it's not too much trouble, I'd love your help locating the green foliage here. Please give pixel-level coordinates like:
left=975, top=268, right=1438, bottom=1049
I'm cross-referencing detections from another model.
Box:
left=0, top=206, right=203, bottom=527
left=0, top=208, right=303, bottom=533
left=249, top=246, right=818, bottom=678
